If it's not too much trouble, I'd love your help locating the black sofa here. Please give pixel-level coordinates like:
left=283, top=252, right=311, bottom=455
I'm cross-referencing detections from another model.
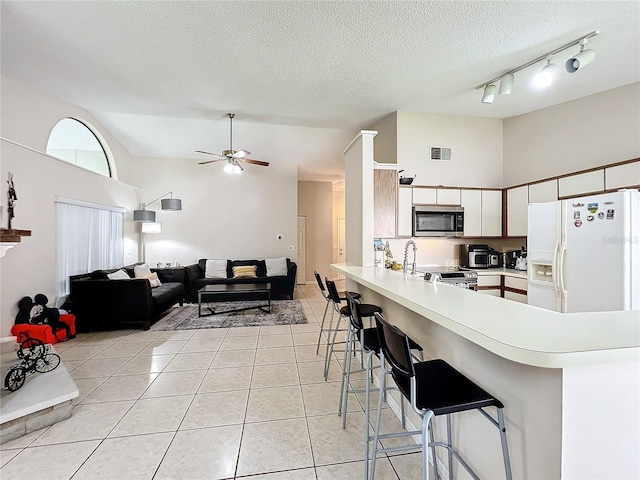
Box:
left=68, top=264, right=185, bottom=332
left=184, top=258, right=297, bottom=303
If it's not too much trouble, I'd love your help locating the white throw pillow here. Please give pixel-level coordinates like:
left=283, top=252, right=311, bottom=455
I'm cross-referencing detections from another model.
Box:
left=140, top=272, right=162, bottom=288
left=205, top=259, right=228, bottom=279
left=107, top=269, right=131, bottom=280
left=265, top=257, right=288, bottom=277
left=134, top=263, right=152, bottom=278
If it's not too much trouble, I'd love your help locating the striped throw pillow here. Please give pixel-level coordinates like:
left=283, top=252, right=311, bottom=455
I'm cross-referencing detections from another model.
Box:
left=232, top=265, right=257, bottom=279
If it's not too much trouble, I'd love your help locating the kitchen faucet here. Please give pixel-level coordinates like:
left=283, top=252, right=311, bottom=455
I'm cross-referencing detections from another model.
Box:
left=403, top=240, right=417, bottom=276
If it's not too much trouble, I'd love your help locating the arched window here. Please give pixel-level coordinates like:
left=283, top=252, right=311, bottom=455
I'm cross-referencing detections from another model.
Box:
left=46, top=118, right=114, bottom=178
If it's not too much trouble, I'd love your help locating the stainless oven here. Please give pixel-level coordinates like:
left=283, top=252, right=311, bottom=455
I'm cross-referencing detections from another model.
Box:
left=412, top=206, right=464, bottom=237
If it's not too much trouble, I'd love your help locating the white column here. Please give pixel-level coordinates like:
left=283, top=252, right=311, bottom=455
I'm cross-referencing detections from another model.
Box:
left=344, top=130, right=377, bottom=266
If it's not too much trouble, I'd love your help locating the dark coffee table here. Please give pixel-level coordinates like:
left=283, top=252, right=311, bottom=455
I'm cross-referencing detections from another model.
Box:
left=197, top=283, right=271, bottom=317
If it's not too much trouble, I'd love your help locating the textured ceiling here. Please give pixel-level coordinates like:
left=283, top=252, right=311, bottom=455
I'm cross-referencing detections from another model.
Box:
left=2, top=1, right=639, bottom=180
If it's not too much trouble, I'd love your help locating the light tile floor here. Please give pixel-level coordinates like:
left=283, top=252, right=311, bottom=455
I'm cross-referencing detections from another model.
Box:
left=0, top=282, right=423, bottom=480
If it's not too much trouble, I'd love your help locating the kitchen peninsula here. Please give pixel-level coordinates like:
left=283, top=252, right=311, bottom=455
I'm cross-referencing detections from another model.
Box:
left=332, top=263, right=640, bottom=479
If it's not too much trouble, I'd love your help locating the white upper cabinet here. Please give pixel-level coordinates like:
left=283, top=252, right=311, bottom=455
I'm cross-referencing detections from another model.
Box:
left=397, top=187, right=413, bottom=237
left=481, top=190, right=502, bottom=236
left=460, top=189, right=502, bottom=237
left=605, top=161, right=640, bottom=190
left=412, top=187, right=436, bottom=205
left=436, top=189, right=461, bottom=205
left=460, top=190, right=482, bottom=237
left=558, top=170, right=604, bottom=198
left=528, top=180, right=558, bottom=204
left=507, top=185, right=529, bottom=236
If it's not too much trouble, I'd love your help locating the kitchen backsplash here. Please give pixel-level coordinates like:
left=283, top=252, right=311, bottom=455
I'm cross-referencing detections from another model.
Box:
left=381, top=237, right=527, bottom=267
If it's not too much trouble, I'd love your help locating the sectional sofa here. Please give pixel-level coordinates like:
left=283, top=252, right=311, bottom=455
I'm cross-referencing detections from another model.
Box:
left=68, top=264, right=184, bottom=332
left=184, top=258, right=297, bottom=303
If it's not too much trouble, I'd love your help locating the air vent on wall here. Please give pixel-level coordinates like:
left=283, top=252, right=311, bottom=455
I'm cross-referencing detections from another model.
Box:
left=430, top=146, right=452, bottom=162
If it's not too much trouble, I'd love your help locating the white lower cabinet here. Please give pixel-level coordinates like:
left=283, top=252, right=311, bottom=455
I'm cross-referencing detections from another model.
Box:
left=504, top=291, right=528, bottom=303
left=479, top=289, right=501, bottom=297
left=504, top=276, right=527, bottom=291
left=477, top=275, right=501, bottom=287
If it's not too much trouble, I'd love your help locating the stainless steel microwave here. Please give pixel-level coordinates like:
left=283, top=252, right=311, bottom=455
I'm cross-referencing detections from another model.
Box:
left=412, top=205, right=464, bottom=237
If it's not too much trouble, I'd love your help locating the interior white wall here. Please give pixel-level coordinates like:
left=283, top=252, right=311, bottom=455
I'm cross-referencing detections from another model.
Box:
left=297, top=181, right=333, bottom=282
left=0, top=77, right=140, bottom=336
left=504, top=82, right=640, bottom=187
left=371, top=112, right=398, bottom=164
left=396, top=111, right=503, bottom=188
left=117, top=155, right=297, bottom=265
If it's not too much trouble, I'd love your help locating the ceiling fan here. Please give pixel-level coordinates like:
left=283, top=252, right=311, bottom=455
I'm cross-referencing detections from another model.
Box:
left=196, top=113, right=269, bottom=173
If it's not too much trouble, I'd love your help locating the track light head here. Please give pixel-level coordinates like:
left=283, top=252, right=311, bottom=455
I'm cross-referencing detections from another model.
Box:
left=533, top=59, right=558, bottom=88
left=481, top=84, right=498, bottom=104
left=565, top=47, right=596, bottom=73
left=498, top=73, right=514, bottom=95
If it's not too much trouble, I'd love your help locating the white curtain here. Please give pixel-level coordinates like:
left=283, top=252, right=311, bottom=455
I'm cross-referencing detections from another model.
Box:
left=56, top=200, right=124, bottom=297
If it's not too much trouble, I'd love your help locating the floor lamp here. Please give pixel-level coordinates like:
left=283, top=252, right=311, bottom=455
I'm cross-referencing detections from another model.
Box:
left=141, top=222, right=161, bottom=263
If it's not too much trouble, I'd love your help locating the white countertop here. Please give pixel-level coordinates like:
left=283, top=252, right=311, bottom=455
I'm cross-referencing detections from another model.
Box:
left=331, top=263, right=640, bottom=368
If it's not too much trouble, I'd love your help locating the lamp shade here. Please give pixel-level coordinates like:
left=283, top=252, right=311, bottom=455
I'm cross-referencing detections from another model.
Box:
left=142, top=222, right=162, bottom=233
left=133, top=209, right=156, bottom=222
left=161, top=198, right=182, bottom=211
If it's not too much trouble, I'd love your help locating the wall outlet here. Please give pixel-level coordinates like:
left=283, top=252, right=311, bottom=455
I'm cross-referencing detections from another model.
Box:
left=276, top=234, right=283, bottom=240
left=446, top=259, right=459, bottom=267
left=288, top=245, right=294, bottom=251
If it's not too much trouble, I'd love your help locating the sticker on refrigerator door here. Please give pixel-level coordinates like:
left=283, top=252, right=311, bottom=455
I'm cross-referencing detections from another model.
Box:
left=574, top=219, right=582, bottom=227
left=598, top=212, right=605, bottom=219
left=587, top=203, right=598, bottom=213
left=606, top=209, right=615, bottom=220
left=573, top=202, right=584, bottom=207
left=573, top=211, right=581, bottom=219
left=587, top=215, right=594, bottom=222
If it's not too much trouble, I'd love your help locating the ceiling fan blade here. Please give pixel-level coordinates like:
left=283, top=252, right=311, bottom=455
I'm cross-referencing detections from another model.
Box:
left=241, top=158, right=270, bottom=167
left=232, top=149, right=251, bottom=159
left=197, top=159, right=225, bottom=165
left=195, top=150, right=224, bottom=157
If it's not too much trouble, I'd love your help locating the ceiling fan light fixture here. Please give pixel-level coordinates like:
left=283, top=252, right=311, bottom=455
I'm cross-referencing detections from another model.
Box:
left=223, top=162, right=235, bottom=174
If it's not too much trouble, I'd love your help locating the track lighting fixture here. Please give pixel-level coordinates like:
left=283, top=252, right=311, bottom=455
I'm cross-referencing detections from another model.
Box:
left=475, top=30, right=598, bottom=103
left=498, top=73, right=514, bottom=95
left=481, top=84, right=498, bottom=104
left=565, top=38, right=596, bottom=73
left=533, top=58, right=558, bottom=88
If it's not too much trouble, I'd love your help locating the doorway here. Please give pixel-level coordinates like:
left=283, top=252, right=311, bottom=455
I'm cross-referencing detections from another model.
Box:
left=297, top=216, right=306, bottom=284
left=337, top=217, right=345, bottom=280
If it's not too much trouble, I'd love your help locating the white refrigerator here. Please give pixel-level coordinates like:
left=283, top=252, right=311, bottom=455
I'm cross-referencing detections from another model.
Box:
left=527, top=190, right=640, bottom=313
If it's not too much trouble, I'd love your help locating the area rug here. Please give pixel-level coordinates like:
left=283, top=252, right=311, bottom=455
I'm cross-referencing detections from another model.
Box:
left=150, top=300, right=308, bottom=330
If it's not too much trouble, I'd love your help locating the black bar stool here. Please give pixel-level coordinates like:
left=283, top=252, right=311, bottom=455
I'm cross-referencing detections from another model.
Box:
left=339, top=294, right=423, bottom=479
left=323, top=279, right=372, bottom=381
left=370, top=312, right=513, bottom=480
left=313, top=271, right=360, bottom=355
